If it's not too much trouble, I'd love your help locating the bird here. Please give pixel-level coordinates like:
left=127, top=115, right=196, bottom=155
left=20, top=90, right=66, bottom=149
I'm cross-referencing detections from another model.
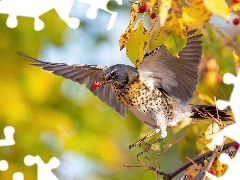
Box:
left=18, top=30, right=230, bottom=157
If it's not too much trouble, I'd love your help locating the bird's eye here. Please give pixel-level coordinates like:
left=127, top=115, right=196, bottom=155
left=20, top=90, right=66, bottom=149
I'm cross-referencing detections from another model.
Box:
left=110, top=72, right=117, bottom=77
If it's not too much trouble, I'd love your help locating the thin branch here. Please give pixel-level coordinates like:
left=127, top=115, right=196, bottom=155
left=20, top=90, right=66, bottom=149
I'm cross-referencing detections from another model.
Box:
left=214, top=97, right=220, bottom=122
left=200, top=137, right=226, bottom=180
left=163, top=142, right=235, bottom=180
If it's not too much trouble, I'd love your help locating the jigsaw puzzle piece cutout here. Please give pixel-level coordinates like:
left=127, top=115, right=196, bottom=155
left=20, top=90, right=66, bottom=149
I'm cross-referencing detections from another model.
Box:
left=206, top=150, right=240, bottom=180
left=13, top=172, right=24, bottom=180
left=0, top=0, right=47, bottom=30
left=207, top=71, right=240, bottom=179
left=24, top=155, right=60, bottom=180
left=214, top=71, right=240, bottom=145
left=217, top=72, right=240, bottom=116
left=76, top=0, right=122, bottom=30
left=0, top=126, right=15, bottom=146
left=53, top=0, right=80, bottom=29
left=0, top=0, right=80, bottom=31
left=0, top=160, right=8, bottom=171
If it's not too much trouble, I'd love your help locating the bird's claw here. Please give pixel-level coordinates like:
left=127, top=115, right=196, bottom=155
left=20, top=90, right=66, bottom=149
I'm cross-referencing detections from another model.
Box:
left=137, top=143, right=160, bottom=157
left=129, top=138, right=147, bottom=150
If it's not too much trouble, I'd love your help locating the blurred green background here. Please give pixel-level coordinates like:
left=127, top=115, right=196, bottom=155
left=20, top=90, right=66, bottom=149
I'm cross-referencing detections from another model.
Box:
left=0, top=0, right=238, bottom=180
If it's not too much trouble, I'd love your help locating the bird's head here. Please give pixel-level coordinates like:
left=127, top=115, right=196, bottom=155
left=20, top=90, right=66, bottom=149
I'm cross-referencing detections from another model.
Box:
left=98, top=64, right=138, bottom=88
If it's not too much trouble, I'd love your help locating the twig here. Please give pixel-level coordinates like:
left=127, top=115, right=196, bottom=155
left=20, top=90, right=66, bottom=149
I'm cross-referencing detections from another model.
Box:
left=163, top=142, right=234, bottom=179
left=125, top=142, right=235, bottom=180
left=203, top=108, right=221, bottom=125
left=195, top=108, right=222, bottom=126
left=214, top=97, right=220, bottom=122
left=200, top=137, right=227, bottom=180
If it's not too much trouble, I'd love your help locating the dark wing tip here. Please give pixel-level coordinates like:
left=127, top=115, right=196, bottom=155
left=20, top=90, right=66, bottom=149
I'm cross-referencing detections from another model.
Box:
left=17, top=51, right=44, bottom=64
left=17, top=51, right=64, bottom=68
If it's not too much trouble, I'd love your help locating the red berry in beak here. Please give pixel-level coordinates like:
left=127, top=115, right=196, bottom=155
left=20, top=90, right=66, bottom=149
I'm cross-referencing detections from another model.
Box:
left=92, top=81, right=100, bottom=88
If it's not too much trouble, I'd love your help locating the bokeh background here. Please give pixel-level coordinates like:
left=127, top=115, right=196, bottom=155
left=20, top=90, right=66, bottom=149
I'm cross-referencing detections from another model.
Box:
left=0, top=0, right=238, bottom=179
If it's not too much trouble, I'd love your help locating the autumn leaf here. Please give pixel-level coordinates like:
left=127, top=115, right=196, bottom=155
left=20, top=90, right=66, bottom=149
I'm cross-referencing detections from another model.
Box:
left=164, top=0, right=185, bottom=37
left=158, top=0, right=172, bottom=27
left=205, top=123, right=221, bottom=151
left=164, top=30, right=187, bottom=57
left=203, top=0, right=230, bottom=20
left=232, top=3, right=240, bottom=11
left=149, top=0, right=157, bottom=14
left=150, top=30, right=167, bottom=52
left=211, top=152, right=228, bottom=177
left=126, top=21, right=150, bottom=67
left=198, top=93, right=215, bottom=105
left=119, top=2, right=139, bottom=50
left=182, top=0, right=211, bottom=29
left=196, top=133, right=210, bottom=155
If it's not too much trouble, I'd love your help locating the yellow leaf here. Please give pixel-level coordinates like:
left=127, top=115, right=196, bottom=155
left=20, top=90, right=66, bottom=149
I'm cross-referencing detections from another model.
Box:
left=150, top=30, right=167, bottom=52
left=205, top=123, right=221, bottom=151
left=158, top=0, right=172, bottom=27
left=203, top=0, right=230, bottom=20
left=150, top=0, right=157, bottom=14
left=158, top=0, right=186, bottom=37
left=182, top=1, right=211, bottom=29
left=196, top=133, right=210, bottom=155
left=232, top=3, right=240, bottom=11
left=205, top=123, right=220, bottom=140
left=126, top=21, right=150, bottom=67
left=164, top=30, right=187, bottom=57
left=119, top=2, right=139, bottom=50
left=198, top=93, right=215, bottom=105
left=211, top=152, right=228, bottom=177
left=165, top=0, right=183, bottom=31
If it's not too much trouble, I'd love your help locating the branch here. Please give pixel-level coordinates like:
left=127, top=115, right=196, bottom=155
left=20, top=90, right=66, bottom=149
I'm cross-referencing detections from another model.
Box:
left=162, top=142, right=235, bottom=180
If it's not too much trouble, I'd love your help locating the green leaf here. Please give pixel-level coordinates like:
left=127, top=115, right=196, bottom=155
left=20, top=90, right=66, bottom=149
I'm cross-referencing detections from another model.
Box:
left=165, top=30, right=187, bottom=57
left=126, top=21, right=150, bottom=67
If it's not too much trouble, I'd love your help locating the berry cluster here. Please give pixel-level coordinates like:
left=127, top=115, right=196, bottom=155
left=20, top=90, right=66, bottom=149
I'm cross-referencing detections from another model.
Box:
left=138, top=1, right=156, bottom=19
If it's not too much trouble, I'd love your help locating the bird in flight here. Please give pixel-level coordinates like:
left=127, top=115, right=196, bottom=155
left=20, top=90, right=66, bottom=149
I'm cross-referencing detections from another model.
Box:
left=19, top=30, right=230, bottom=157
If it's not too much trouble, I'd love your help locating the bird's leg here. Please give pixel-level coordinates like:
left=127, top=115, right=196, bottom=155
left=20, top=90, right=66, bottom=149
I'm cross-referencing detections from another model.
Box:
left=137, top=137, right=164, bottom=157
left=129, top=131, right=158, bottom=150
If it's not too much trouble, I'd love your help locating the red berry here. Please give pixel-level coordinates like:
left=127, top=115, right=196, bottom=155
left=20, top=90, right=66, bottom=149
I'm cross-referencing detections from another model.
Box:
left=233, top=18, right=240, bottom=25
left=143, top=1, right=150, bottom=9
left=188, top=174, right=193, bottom=180
left=138, top=5, right=146, bottom=13
left=92, top=81, right=100, bottom=88
left=216, top=74, right=222, bottom=83
left=233, top=142, right=240, bottom=150
left=210, top=168, right=216, bottom=175
left=150, top=13, right=156, bottom=19
left=232, top=0, right=239, bottom=4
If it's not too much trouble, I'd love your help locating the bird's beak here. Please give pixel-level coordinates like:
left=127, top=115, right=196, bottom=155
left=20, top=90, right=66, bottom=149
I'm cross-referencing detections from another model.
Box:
left=98, top=79, right=108, bottom=87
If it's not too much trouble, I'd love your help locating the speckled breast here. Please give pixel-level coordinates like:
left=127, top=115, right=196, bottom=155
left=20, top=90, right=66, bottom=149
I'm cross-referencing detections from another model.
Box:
left=113, top=77, right=174, bottom=120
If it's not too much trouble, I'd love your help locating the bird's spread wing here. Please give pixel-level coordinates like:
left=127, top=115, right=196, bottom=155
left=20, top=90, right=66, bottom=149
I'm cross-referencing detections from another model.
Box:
left=18, top=52, right=127, bottom=118
left=138, top=30, right=203, bottom=104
